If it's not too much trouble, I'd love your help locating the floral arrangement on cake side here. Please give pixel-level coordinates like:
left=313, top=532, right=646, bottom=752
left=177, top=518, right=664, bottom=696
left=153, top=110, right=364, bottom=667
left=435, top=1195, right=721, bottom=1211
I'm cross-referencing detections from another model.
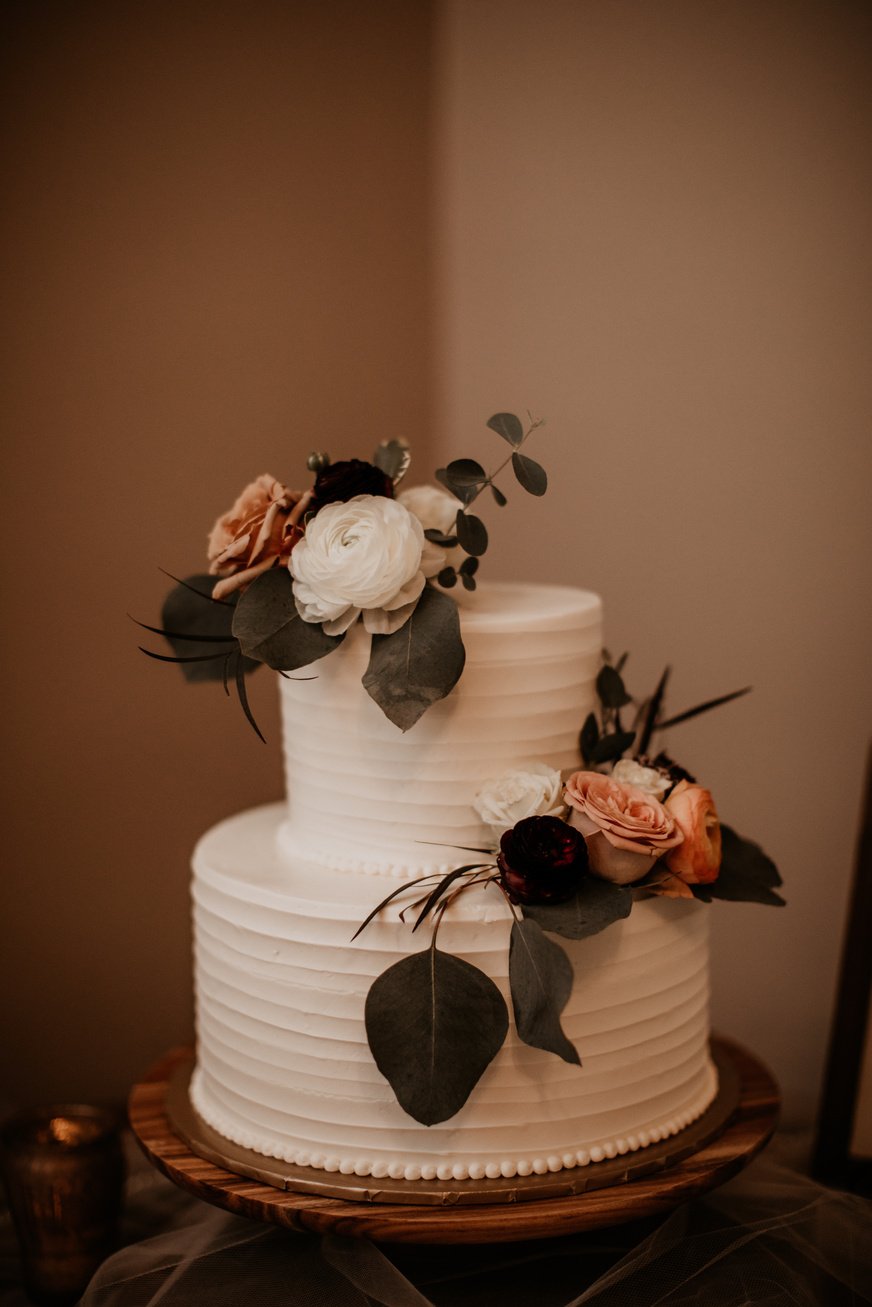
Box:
left=136, top=413, right=546, bottom=735
left=355, top=657, right=784, bottom=1127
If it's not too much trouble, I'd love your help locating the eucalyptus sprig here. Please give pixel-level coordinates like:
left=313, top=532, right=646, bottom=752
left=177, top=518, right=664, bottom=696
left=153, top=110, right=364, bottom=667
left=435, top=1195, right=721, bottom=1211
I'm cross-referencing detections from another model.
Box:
left=434, top=412, right=547, bottom=587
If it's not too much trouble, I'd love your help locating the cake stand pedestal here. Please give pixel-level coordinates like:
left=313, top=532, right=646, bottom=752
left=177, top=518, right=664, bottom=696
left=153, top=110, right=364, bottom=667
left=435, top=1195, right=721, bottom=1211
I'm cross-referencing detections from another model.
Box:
left=129, top=1036, right=778, bottom=1245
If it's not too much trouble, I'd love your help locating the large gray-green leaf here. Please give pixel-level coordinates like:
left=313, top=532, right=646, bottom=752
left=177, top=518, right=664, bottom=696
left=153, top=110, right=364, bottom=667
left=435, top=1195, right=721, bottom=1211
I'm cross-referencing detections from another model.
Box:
left=232, top=568, right=343, bottom=669
left=363, top=586, right=465, bottom=731
left=509, top=919, right=580, bottom=1065
left=157, top=574, right=251, bottom=683
left=365, top=946, right=509, bottom=1125
left=692, top=825, right=785, bottom=906
left=524, top=878, right=633, bottom=940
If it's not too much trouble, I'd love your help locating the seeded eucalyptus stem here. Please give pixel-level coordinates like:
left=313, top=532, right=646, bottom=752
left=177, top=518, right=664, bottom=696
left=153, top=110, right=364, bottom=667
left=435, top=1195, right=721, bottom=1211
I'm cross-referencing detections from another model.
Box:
left=464, top=415, right=544, bottom=511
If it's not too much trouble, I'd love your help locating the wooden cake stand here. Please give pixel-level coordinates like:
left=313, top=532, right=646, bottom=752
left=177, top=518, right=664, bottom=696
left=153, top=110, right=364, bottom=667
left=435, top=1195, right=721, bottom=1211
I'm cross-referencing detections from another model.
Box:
left=128, top=1036, right=778, bottom=1245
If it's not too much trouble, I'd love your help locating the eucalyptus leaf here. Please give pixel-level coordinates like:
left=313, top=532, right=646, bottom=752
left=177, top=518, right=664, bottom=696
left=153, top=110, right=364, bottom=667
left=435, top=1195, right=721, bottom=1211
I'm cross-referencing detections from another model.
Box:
left=160, top=574, right=251, bottom=683
left=591, top=730, right=636, bottom=763
left=365, top=946, right=509, bottom=1125
left=435, top=467, right=478, bottom=506
left=232, top=568, right=344, bottom=670
left=511, top=452, right=547, bottom=496
left=424, top=528, right=458, bottom=547
left=524, top=877, right=633, bottom=941
left=490, top=483, right=508, bottom=507
left=373, top=438, right=411, bottom=484
left=692, top=825, right=785, bottom=906
left=363, top=586, right=466, bottom=730
left=458, top=556, right=479, bottom=577
left=486, top=412, right=524, bottom=447
left=437, top=567, right=458, bottom=588
left=455, top=511, right=488, bottom=557
left=596, top=664, right=632, bottom=709
left=445, top=458, right=487, bottom=486
left=509, top=919, right=580, bottom=1065
left=579, top=712, right=600, bottom=766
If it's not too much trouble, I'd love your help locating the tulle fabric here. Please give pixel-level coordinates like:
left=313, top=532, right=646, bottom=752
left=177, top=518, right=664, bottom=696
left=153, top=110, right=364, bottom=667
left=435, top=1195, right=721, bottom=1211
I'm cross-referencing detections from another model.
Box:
left=3, top=1134, right=867, bottom=1307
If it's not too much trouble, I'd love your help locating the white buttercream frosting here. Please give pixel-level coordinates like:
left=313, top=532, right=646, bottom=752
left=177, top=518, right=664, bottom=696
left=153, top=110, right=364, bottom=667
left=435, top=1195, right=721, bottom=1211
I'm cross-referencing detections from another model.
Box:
left=277, top=583, right=602, bottom=875
left=192, top=806, right=717, bottom=1178
left=190, top=583, right=718, bottom=1178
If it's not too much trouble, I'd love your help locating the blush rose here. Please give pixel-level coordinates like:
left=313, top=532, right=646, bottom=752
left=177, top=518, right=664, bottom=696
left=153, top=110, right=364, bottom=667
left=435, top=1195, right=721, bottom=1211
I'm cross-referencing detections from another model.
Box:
left=563, top=771, right=683, bottom=885
left=207, top=474, right=308, bottom=600
left=664, top=780, right=722, bottom=884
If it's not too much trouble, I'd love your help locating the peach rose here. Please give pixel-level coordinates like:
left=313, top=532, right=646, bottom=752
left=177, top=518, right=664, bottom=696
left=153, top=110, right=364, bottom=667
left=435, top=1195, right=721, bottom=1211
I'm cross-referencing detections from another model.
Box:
left=207, top=475, right=310, bottom=600
left=664, top=781, right=721, bottom=884
left=563, top=771, right=683, bottom=885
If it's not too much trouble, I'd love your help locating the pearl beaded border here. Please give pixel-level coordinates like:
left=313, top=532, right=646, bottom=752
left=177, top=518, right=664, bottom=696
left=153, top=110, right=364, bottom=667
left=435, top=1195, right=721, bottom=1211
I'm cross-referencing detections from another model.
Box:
left=190, top=1064, right=718, bottom=1183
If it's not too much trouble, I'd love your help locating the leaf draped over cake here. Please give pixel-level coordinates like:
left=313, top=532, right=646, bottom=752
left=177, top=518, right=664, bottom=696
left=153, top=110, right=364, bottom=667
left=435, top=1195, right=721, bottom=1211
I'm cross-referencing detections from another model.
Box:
left=364, top=946, right=509, bottom=1126
left=362, top=586, right=466, bottom=732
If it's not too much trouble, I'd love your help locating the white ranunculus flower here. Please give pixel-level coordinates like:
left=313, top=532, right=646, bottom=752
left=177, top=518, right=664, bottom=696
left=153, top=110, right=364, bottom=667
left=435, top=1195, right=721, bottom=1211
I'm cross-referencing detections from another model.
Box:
left=290, top=495, right=427, bottom=636
left=474, top=764, right=564, bottom=834
left=611, top=758, right=671, bottom=799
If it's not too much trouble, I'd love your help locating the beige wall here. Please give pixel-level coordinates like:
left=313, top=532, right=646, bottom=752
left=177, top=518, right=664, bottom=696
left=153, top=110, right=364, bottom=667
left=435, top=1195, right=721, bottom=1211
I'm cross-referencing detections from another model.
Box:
left=435, top=0, right=872, bottom=1124
left=2, top=0, right=434, bottom=1105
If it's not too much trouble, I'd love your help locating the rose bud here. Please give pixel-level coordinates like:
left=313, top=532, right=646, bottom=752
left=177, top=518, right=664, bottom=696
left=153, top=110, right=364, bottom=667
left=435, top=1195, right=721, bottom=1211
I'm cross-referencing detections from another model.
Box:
left=310, top=458, right=394, bottom=512
left=564, top=771, right=683, bottom=885
left=497, top=816, right=588, bottom=905
left=664, top=781, right=722, bottom=884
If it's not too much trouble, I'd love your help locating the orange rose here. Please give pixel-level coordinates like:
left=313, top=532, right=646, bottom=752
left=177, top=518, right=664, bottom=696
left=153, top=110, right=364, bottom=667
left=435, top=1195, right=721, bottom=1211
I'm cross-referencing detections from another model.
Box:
left=207, top=475, right=310, bottom=600
left=664, top=781, right=721, bottom=884
left=564, top=771, right=683, bottom=885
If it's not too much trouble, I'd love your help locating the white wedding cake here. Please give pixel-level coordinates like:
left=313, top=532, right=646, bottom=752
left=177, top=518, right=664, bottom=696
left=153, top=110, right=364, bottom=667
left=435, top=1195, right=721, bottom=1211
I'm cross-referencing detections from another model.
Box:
left=189, top=583, right=718, bottom=1181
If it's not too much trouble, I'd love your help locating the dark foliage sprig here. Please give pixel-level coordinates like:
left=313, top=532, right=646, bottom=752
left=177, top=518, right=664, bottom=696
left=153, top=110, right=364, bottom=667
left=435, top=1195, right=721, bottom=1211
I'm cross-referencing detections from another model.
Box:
left=433, top=412, right=547, bottom=589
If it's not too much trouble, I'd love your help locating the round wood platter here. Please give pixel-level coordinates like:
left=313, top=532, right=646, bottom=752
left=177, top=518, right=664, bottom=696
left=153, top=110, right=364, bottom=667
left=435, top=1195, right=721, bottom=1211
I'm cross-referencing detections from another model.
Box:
left=128, top=1036, right=779, bottom=1245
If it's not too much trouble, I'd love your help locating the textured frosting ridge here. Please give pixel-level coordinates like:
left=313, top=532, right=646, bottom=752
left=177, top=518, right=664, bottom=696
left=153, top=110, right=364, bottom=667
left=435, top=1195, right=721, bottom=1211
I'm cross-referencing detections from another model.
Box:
left=192, top=804, right=718, bottom=1179
left=277, top=583, right=602, bottom=875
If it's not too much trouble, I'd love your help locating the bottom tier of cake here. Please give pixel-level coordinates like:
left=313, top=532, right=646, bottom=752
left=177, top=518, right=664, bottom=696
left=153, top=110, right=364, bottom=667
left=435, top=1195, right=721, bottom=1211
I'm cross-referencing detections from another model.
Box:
left=190, top=805, right=718, bottom=1182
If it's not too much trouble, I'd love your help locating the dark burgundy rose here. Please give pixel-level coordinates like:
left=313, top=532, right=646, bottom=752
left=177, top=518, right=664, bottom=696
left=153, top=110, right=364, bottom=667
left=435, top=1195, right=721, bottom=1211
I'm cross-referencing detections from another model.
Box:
left=310, top=459, right=394, bottom=512
left=497, top=815, right=589, bottom=906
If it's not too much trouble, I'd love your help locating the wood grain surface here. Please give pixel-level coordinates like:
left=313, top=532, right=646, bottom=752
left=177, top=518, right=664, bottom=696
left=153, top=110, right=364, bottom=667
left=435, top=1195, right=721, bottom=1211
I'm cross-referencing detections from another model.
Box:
left=128, top=1036, right=779, bottom=1245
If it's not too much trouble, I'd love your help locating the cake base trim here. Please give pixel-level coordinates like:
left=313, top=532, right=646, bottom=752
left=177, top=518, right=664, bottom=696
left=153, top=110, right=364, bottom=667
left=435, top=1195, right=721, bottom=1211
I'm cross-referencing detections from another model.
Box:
left=188, top=1057, right=720, bottom=1185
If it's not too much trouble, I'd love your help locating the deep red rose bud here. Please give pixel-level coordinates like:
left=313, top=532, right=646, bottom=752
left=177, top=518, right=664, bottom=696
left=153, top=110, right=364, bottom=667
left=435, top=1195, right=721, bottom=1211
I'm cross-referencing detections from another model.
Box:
left=497, top=815, right=588, bottom=905
left=310, top=458, right=394, bottom=512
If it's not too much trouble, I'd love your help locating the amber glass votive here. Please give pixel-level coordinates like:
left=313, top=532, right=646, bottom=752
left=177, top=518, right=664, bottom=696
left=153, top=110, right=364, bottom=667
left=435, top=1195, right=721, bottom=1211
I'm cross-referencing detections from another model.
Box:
left=0, top=1105, right=124, bottom=1305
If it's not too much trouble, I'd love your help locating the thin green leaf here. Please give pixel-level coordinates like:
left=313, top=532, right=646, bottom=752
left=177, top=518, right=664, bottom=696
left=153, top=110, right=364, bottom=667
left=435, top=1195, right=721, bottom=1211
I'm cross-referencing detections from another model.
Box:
left=658, top=687, right=752, bottom=730
left=130, top=617, right=237, bottom=644
left=637, top=665, right=671, bottom=757
left=351, top=874, right=436, bottom=941
left=411, top=865, right=488, bottom=932
left=234, top=652, right=265, bottom=742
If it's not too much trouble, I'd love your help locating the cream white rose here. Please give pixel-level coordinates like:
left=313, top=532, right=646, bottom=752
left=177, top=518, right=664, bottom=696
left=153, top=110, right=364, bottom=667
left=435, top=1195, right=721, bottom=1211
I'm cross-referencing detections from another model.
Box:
left=398, top=484, right=459, bottom=537
left=474, top=764, right=564, bottom=834
left=290, top=495, right=427, bottom=636
left=611, top=759, right=671, bottom=799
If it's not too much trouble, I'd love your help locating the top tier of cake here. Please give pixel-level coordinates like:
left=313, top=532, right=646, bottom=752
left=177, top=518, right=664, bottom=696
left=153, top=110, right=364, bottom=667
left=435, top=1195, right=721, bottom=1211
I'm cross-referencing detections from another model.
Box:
left=277, top=583, right=602, bottom=875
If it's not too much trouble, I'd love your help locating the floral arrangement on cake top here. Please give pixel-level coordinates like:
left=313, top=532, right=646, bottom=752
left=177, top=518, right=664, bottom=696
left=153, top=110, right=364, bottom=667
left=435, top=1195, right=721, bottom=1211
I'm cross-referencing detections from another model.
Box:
left=137, top=413, right=546, bottom=735
left=356, top=657, right=784, bottom=1127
